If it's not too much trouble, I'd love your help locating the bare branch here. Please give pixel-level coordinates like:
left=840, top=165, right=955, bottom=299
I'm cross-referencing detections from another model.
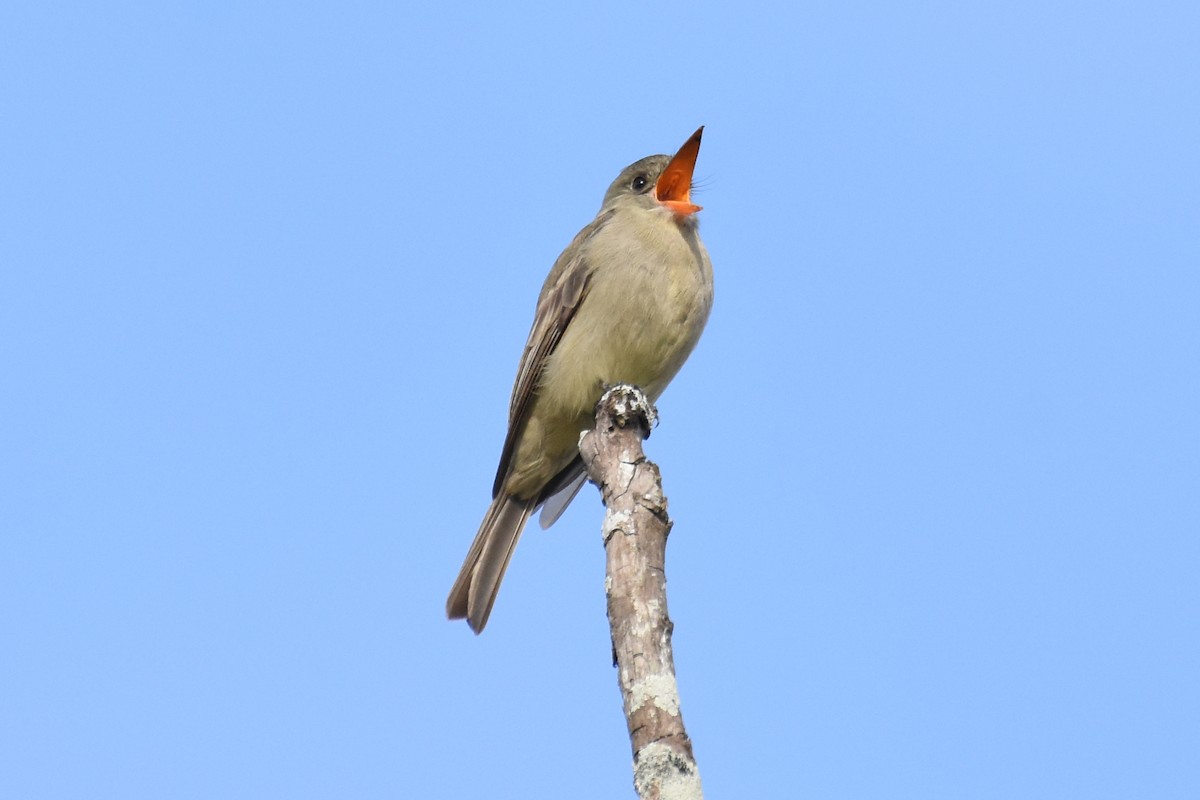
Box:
left=579, top=384, right=703, bottom=800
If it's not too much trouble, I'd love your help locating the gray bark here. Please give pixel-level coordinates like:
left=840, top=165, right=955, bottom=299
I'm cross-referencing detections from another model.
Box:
left=579, top=385, right=703, bottom=800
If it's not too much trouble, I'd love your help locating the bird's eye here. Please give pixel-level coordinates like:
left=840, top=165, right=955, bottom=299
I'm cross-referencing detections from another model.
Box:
left=630, top=175, right=649, bottom=192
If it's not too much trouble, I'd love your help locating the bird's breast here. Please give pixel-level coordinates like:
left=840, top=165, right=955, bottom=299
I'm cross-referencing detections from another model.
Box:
left=541, top=213, right=713, bottom=415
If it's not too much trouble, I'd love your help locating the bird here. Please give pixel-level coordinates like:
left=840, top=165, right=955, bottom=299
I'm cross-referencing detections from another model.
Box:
left=447, top=127, right=713, bottom=633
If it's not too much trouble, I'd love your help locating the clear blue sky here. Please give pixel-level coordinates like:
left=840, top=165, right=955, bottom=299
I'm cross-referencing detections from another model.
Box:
left=3, top=2, right=1197, bottom=798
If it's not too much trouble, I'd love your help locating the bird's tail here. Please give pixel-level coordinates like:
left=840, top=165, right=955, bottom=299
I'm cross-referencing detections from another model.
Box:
left=446, top=493, right=537, bottom=633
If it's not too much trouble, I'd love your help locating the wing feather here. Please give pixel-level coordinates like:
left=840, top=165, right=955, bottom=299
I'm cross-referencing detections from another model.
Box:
left=491, top=210, right=613, bottom=498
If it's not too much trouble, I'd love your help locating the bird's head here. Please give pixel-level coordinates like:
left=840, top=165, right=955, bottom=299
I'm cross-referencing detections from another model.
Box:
left=602, top=127, right=704, bottom=219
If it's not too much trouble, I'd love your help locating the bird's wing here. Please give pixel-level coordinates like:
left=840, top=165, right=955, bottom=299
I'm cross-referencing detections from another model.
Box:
left=537, top=461, right=587, bottom=528
left=491, top=210, right=613, bottom=498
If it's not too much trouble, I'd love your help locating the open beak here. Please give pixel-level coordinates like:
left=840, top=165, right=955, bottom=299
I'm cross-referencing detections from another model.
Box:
left=655, top=126, right=704, bottom=217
